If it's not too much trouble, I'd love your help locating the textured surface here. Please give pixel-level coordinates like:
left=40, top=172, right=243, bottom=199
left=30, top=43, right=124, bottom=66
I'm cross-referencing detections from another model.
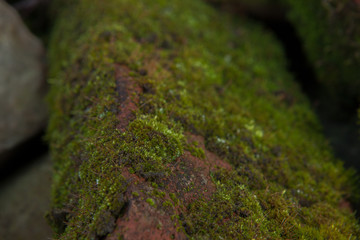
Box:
left=212, top=0, right=360, bottom=116
left=46, top=0, right=360, bottom=239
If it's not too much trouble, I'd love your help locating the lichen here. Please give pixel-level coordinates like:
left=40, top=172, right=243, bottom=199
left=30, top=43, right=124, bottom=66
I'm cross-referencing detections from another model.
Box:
left=47, top=0, right=360, bottom=239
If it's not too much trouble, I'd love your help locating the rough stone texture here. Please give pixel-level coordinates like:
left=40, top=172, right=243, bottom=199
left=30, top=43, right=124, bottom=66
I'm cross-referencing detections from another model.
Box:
left=0, top=0, right=46, bottom=154
left=0, top=154, right=53, bottom=240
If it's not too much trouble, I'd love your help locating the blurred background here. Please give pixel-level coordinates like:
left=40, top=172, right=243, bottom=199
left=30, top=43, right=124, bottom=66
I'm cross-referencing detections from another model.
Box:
left=0, top=0, right=51, bottom=239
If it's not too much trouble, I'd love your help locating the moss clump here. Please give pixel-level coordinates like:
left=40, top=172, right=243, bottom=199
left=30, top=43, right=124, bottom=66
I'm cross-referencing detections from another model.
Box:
left=121, top=115, right=184, bottom=179
left=169, top=193, right=180, bottom=206
left=47, top=0, right=360, bottom=239
left=146, top=198, right=156, bottom=207
left=132, top=191, right=139, bottom=197
left=186, top=141, right=206, bottom=159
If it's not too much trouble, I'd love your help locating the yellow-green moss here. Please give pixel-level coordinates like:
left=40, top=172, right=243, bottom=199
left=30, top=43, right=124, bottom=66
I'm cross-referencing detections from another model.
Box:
left=146, top=198, right=156, bottom=207
left=47, top=0, right=360, bottom=239
left=186, top=141, right=206, bottom=159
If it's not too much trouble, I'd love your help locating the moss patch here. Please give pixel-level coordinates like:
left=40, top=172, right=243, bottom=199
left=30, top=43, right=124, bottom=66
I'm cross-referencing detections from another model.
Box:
left=47, top=0, right=360, bottom=239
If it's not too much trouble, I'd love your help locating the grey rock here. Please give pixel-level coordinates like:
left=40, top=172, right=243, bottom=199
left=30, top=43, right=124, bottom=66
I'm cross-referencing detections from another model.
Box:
left=0, top=154, right=53, bottom=240
left=0, top=0, right=47, bottom=153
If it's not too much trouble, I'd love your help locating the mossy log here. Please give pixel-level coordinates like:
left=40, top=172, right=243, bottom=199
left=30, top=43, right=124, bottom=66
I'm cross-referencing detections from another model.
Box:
left=46, top=0, right=360, bottom=239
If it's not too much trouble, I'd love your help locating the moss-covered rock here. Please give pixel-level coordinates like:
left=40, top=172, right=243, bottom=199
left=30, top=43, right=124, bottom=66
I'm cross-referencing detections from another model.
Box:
left=283, top=0, right=360, bottom=113
left=210, top=0, right=360, bottom=117
left=46, top=0, right=360, bottom=239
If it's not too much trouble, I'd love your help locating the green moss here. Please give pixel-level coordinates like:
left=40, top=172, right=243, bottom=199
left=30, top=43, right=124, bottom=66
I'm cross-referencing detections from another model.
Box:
left=169, top=193, right=180, bottom=206
left=146, top=198, right=156, bottom=207
left=47, top=0, right=360, bottom=239
left=122, top=115, right=185, bottom=179
left=186, top=141, right=205, bottom=159
left=153, top=189, right=166, bottom=198
left=284, top=0, right=360, bottom=104
left=132, top=191, right=139, bottom=197
left=163, top=200, right=174, bottom=209
left=210, top=0, right=360, bottom=115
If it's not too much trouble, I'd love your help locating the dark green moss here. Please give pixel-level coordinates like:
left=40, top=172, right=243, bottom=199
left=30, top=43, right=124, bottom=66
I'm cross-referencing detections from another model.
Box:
left=132, top=191, right=139, bottom=197
left=47, top=0, right=360, bottom=239
left=163, top=200, right=174, bottom=209
left=186, top=141, right=206, bottom=159
left=169, top=193, right=180, bottom=206
left=210, top=0, right=360, bottom=116
left=284, top=0, right=360, bottom=108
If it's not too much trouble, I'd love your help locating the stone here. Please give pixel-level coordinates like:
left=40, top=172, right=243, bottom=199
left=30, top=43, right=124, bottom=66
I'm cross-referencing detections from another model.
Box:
left=0, top=154, right=53, bottom=240
left=46, top=0, right=360, bottom=238
left=0, top=0, right=46, bottom=154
